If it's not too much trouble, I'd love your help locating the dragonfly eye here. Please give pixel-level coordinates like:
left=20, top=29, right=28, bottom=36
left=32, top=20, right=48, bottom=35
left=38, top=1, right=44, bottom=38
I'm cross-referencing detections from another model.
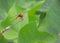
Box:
left=17, top=13, right=23, bottom=18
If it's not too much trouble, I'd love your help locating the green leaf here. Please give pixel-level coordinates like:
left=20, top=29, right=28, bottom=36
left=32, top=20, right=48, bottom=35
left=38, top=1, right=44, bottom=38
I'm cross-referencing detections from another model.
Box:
left=0, top=35, right=7, bottom=43
left=1, top=4, right=28, bottom=39
left=18, top=22, right=56, bottom=43
left=0, top=5, right=18, bottom=39
left=28, top=0, right=44, bottom=22
left=37, top=12, right=49, bottom=33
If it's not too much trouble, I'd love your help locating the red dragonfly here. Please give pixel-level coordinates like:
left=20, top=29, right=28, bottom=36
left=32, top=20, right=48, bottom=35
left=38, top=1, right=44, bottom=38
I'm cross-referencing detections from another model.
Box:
left=0, top=13, right=24, bottom=35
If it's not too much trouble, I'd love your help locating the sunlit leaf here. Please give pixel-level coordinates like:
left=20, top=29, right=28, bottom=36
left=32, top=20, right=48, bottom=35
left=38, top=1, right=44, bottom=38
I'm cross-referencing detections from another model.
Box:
left=28, top=0, right=44, bottom=22
left=18, top=22, right=56, bottom=43
left=1, top=4, right=28, bottom=39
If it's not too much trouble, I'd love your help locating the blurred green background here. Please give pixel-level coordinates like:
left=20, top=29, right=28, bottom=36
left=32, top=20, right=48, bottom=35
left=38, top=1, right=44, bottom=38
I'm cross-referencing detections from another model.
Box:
left=0, top=0, right=60, bottom=43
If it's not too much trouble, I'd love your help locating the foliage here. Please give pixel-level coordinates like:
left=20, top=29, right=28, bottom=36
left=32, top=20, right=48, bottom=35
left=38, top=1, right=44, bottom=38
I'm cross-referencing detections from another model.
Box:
left=0, top=0, right=60, bottom=43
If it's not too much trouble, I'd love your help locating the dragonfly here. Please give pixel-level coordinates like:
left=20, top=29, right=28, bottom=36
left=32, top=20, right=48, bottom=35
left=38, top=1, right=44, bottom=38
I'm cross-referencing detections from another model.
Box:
left=0, top=13, right=24, bottom=35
